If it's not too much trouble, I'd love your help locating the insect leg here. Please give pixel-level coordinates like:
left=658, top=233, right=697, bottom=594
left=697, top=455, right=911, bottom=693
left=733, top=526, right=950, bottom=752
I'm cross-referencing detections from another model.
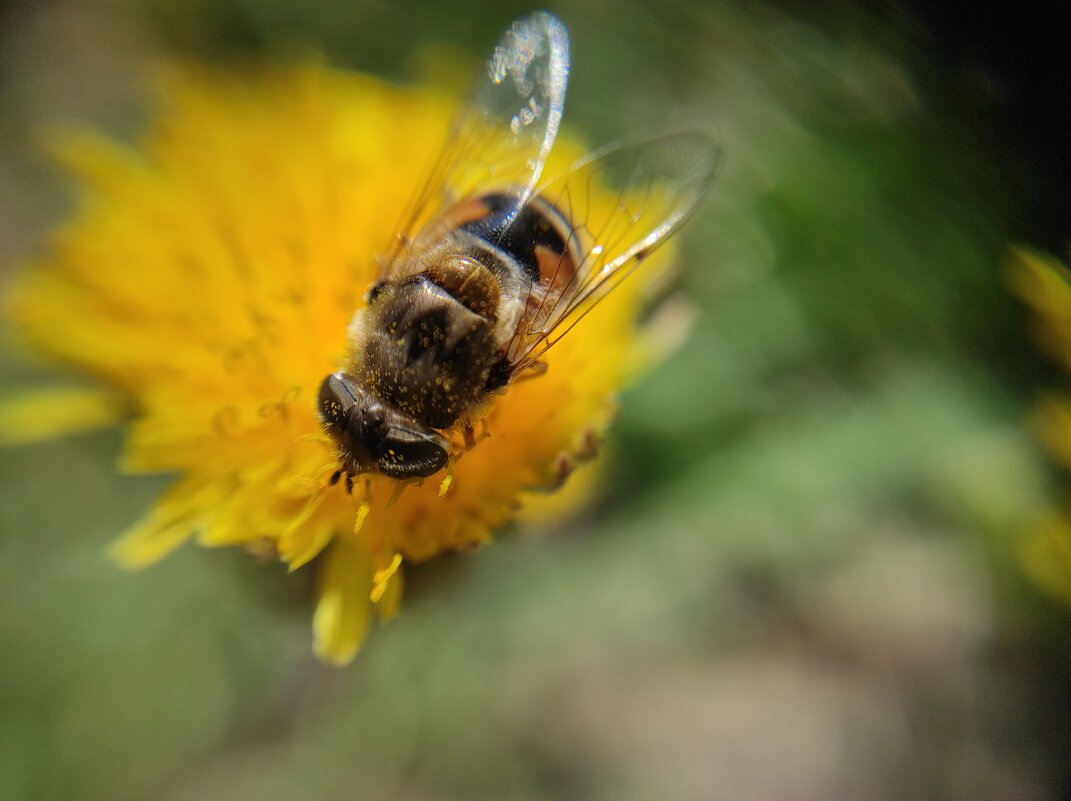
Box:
left=514, top=360, right=548, bottom=382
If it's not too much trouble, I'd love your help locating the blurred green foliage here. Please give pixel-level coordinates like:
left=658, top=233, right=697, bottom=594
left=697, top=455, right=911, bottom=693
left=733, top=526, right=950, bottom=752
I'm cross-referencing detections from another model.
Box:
left=2, top=1, right=1069, bottom=799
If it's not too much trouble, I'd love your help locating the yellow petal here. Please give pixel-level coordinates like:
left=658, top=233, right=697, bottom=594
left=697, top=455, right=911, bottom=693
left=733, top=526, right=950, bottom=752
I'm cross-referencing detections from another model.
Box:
left=109, top=477, right=227, bottom=568
left=1010, top=248, right=1071, bottom=370
left=0, top=386, right=124, bottom=446
left=313, top=540, right=373, bottom=666
left=277, top=493, right=333, bottom=570
left=110, top=505, right=193, bottom=569
left=41, top=126, right=150, bottom=201
left=518, top=454, right=605, bottom=528
left=1021, top=516, right=1071, bottom=607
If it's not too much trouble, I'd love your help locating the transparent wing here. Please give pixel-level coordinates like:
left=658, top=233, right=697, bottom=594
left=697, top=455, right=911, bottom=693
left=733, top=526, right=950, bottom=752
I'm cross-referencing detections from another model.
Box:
left=380, top=12, right=569, bottom=279
left=506, top=128, right=722, bottom=369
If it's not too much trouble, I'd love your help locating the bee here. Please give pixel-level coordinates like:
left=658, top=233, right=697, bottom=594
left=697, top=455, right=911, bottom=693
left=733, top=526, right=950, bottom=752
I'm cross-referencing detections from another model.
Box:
left=318, top=12, right=720, bottom=483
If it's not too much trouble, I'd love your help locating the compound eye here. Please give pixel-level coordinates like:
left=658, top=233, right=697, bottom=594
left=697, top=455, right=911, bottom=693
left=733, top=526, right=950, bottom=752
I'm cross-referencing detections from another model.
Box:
left=317, top=373, right=356, bottom=430
left=377, top=426, right=449, bottom=480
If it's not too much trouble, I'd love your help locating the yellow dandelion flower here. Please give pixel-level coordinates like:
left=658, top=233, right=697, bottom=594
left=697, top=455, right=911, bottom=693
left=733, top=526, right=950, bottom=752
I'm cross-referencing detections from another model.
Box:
left=6, top=18, right=714, bottom=664
left=1011, top=246, right=1071, bottom=605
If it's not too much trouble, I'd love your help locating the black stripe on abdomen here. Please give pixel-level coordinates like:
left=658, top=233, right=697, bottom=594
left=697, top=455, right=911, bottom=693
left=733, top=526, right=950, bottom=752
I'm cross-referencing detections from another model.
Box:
left=458, top=193, right=572, bottom=285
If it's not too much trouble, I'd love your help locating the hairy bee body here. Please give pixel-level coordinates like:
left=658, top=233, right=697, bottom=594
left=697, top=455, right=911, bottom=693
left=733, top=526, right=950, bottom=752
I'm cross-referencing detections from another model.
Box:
left=319, top=193, right=580, bottom=480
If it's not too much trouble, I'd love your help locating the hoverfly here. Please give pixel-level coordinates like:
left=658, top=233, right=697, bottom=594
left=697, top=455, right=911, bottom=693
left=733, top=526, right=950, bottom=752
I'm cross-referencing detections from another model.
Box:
left=318, top=11, right=720, bottom=483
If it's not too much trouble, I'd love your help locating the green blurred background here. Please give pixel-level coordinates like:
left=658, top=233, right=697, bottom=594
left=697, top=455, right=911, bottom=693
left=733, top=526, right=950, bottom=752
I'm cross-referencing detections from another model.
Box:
left=2, top=1, right=1070, bottom=799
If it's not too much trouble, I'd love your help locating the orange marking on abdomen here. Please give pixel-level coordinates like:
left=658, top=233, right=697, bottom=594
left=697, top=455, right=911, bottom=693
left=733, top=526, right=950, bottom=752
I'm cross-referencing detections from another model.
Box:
left=442, top=197, right=494, bottom=230
left=535, top=242, right=578, bottom=295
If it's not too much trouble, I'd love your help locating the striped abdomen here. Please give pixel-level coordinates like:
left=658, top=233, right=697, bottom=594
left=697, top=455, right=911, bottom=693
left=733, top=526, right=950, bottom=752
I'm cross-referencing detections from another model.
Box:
left=351, top=193, right=579, bottom=431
